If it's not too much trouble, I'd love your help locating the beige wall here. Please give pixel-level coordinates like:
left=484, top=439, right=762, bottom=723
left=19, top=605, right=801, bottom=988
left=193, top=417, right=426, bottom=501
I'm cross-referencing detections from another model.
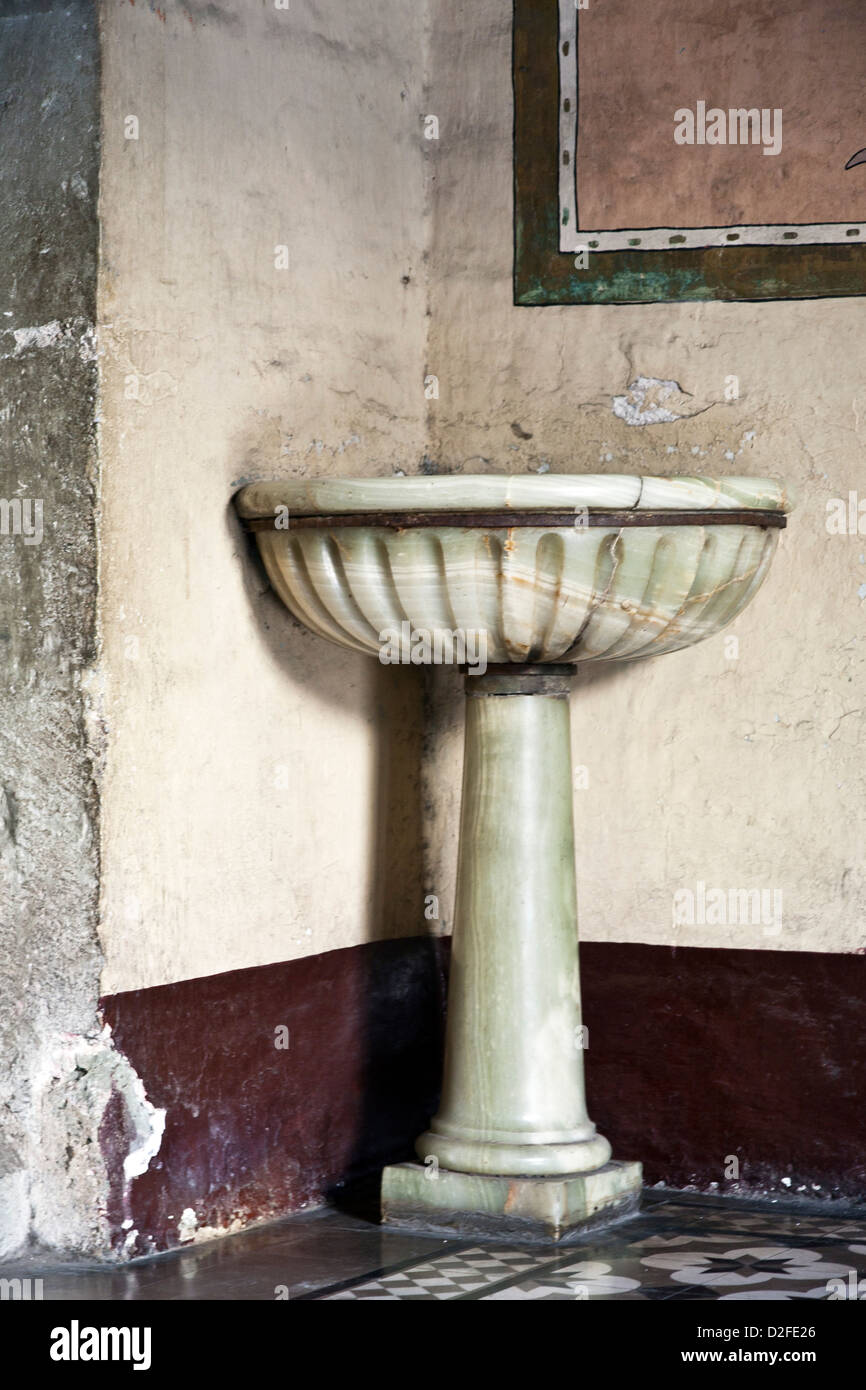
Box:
left=424, top=0, right=865, bottom=955
left=98, top=0, right=430, bottom=992
left=98, top=0, right=864, bottom=1000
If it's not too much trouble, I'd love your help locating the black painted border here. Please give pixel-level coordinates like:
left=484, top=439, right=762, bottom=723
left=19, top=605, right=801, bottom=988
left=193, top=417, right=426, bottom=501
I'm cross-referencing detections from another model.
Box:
left=513, top=0, right=866, bottom=304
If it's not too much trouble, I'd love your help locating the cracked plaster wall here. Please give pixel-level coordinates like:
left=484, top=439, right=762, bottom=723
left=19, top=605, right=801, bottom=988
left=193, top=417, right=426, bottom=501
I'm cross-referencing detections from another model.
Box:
left=0, top=0, right=146, bottom=1262
left=422, top=0, right=866, bottom=957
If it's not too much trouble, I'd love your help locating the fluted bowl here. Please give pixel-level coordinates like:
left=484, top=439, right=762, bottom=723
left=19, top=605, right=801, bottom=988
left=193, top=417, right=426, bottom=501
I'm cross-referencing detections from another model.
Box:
left=234, top=474, right=789, bottom=665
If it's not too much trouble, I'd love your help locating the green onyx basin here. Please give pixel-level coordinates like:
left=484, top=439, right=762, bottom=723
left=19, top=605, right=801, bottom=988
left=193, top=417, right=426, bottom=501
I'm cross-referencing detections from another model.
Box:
left=234, top=472, right=790, bottom=1239
left=234, top=473, right=789, bottom=665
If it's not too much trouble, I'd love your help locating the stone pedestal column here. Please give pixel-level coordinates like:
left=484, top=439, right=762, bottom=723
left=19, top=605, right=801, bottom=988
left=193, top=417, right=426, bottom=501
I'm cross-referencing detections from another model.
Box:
left=382, top=667, right=641, bottom=1243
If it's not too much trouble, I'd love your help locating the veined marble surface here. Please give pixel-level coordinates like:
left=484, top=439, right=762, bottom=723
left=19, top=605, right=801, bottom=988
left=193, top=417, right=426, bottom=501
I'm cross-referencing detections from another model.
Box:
left=235, top=472, right=791, bottom=516
left=237, top=474, right=788, bottom=665
left=250, top=520, right=779, bottom=665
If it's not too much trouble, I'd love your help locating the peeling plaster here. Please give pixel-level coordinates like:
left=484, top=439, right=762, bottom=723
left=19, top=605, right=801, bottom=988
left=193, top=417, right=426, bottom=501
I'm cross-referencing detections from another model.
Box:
left=5, top=316, right=98, bottom=364
left=13, top=320, right=65, bottom=352
left=176, top=1207, right=245, bottom=1247
left=612, top=376, right=709, bottom=426
left=120, top=1071, right=166, bottom=1185
left=25, top=1026, right=166, bottom=1258
left=177, top=1207, right=198, bottom=1243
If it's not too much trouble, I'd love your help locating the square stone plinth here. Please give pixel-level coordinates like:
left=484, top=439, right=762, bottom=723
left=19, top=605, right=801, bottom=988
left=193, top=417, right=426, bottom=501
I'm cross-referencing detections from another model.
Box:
left=381, top=1159, right=642, bottom=1243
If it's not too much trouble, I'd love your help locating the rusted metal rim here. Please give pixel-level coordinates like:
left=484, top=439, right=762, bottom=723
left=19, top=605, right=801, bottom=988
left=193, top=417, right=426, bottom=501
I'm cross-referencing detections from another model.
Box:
left=465, top=664, right=577, bottom=697
left=242, top=508, right=787, bottom=532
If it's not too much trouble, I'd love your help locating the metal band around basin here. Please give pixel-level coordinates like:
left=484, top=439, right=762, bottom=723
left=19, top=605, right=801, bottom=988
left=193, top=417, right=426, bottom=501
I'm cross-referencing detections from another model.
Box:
left=242, top=508, right=787, bottom=531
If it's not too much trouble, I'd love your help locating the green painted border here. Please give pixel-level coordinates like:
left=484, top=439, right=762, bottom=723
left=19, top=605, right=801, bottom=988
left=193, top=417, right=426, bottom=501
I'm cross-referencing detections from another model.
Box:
left=513, top=0, right=866, bottom=305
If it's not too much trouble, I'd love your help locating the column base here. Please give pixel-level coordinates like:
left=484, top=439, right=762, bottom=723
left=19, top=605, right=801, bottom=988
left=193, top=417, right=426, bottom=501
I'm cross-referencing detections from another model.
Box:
left=381, top=1158, right=642, bottom=1244
left=416, top=1128, right=612, bottom=1177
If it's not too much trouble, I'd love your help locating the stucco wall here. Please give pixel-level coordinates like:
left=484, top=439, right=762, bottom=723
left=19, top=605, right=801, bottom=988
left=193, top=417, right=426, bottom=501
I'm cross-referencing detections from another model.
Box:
left=97, top=0, right=431, bottom=993
left=0, top=0, right=105, bottom=1258
left=422, top=0, right=865, bottom=957
left=98, top=0, right=865, bottom=995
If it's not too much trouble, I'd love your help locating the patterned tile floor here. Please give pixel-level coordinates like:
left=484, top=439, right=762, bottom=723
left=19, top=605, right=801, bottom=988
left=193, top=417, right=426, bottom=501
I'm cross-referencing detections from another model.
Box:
left=315, top=1197, right=866, bottom=1301
left=3, top=1189, right=865, bottom=1301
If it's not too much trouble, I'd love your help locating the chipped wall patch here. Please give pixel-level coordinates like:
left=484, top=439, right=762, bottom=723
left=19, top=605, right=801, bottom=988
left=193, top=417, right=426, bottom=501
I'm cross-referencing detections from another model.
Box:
left=613, top=376, right=701, bottom=426
left=13, top=321, right=65, bottom=353
left=121, top=1073, right=166, bottom=1184
left=177, top=1207, right=198, bottom=1243
left=6, top=317, right=98, bottom=363
left=28, top=1025, right=167, bottom=1259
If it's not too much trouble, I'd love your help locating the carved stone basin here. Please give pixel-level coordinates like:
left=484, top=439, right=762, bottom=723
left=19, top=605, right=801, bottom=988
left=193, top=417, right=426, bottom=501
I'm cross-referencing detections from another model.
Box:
left=234, top=473, right=787, bottom=666
left=234, top=474, right=789, bottom=1241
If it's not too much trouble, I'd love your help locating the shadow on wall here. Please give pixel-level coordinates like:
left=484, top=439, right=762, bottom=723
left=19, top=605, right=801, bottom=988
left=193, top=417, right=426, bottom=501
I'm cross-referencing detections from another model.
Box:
left=226, top=499, right=427, bottom=947
left=186, top=501, right=445, bottom=1234
left=101, top=937, right=448, bottom=1254
left=95, top=508, right=445, bottom=1256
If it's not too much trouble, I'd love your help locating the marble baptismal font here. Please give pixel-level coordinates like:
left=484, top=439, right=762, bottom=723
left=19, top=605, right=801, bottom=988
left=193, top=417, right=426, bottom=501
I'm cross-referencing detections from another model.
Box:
left=235, top=473, right=789, bottom=1240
